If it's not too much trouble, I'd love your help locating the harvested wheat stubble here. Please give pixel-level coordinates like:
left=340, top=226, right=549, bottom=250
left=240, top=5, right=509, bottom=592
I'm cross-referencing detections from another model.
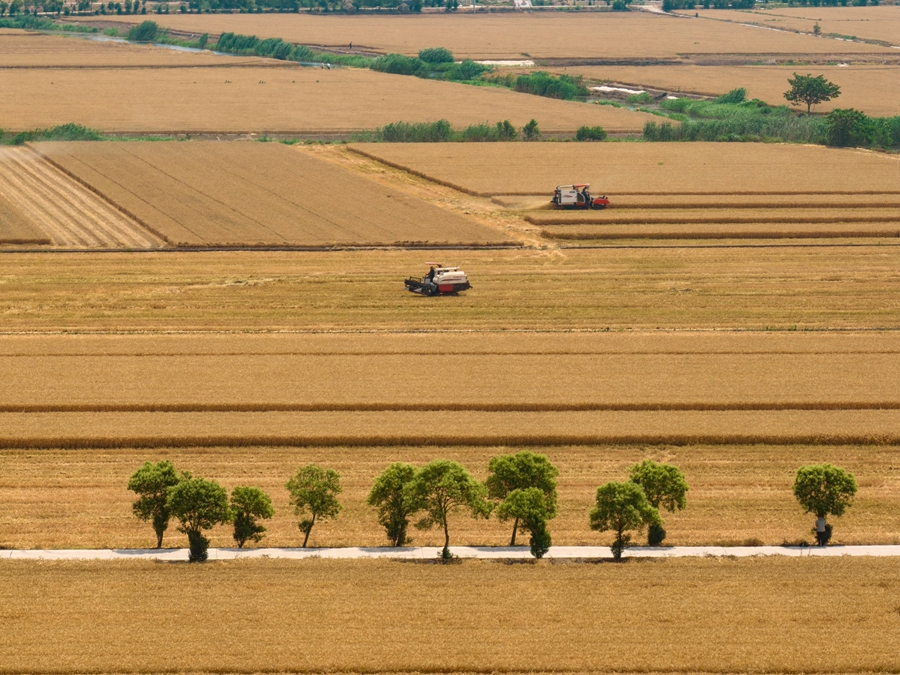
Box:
left=36, top=142, right=508, bottom=247
left=568, top=64, right=900, bottom=118
left=0, top=67, right=652, bottom=133
left=72, top=12, right=897, bottom=58
left=528, top=207, right=900, bottom=226
left=0, top=147, right=164, bottom=248
left=1, top=333, right=898, bottom=408
left=3, top=409, right=900, bottom=449
left=0, top=30, right=269, bottom=68
left=689, top=6, right=900, bottom=46
left=0, top=193, right=48, bottom=246
left=350, top=142, right=900, bottom=197
left=541, top=223, right=900, bottom=241
left=1, top=444, right=899, bottom=549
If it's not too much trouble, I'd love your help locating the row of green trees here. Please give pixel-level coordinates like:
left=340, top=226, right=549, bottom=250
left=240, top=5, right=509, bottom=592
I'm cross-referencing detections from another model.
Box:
left=127, top=452, right=860, bottom=563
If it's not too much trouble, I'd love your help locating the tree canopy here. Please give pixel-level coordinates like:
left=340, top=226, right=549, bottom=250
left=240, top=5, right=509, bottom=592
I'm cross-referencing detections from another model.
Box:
left=793, top=464, right=858, bottom=520
left=367, top=462, right=418, bottom=546
left=589, top=481, right=660, bottom=560
left=286, top=464, right=342, bottom=548
left=166, top=476, right=231, bottom=562
left=784, top=73, right=841, bottom=114
left=496, top=487, right=553, bottom=558
left=230, top=486, right=275, bottom=549
left=127, top=460, right=182, bottom=548
left=629, top=460, right=688, bottom=546
left=486, top=451, right=559, bottom=546
left=407, top=460, right=492, bottom=558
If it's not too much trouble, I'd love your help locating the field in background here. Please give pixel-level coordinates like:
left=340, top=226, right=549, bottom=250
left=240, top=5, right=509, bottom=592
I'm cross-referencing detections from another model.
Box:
left=36, top=142, right=508, bottom=247
left=565, top=64, right=900, bottom=117
left=0, top=64, right=653, bottom=134
left=72, top=12, right=897, bottom=59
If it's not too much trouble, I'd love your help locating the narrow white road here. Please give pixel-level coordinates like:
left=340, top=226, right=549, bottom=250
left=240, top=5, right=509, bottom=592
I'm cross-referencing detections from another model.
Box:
left=3, top=545, right=900, bottom=561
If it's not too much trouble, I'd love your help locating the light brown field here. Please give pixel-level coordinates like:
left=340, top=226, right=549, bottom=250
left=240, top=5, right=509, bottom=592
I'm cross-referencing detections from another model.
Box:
left=565, top=64, right=900, bottom=117
left=540, top=222, right=900, bottom=241
left=349, top=142, right=900, bottom=196
left=0, top=66, right=653, bottom=133
left=2, top=248, right=900, bottom=330
left=689, top=6, right=900, bottom=46
left=3, top=557, right=900, bottom=674
left=0, top=29, right=269, bottom=67
left=73, top=12, right=898, bottom=58
left=0, top=192, right=48, bottom=245
left=35, top=142, right=508, bottom=247
left=0, top=146, right=164, bottom=248
left=1, top=443, right=899, bottom=550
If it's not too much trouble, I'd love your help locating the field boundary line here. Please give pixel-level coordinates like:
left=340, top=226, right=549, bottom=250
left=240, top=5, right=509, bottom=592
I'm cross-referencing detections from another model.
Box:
left=3, top=402, right=900, bottom=413
left=2, top=433, right=899, bottom=449
left=529, top=215, right=900, bottom=226
left=27, top=144, right=174, bottom=246
left=543, top=230, right=900, bottom=241
left=346, top=146, right=488, bottom=197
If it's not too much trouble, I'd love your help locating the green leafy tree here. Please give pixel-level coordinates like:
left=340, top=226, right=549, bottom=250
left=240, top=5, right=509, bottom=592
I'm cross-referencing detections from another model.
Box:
left=793, top=464, right=858, bottom=539
left=486, top=451, right=559, bottom=545
left=166, top=477, right=231, bottom=562
left=367, top=462, right=418, bottom=546
left=496, top=487, right=553, bottom=558
left=784, top=73, right=841, bottom=114
left=230, top=486, right=275, bottom=549
left=629, top=460, right=689, bottom=545
left=126, top=19, right=158, bottom=41
left=406, top=459, right=492, bottom=559
left=286, top=464, right=342, bottom=547
left=127, top=460, right=182, bottom=548
left=825, top=108, right=873, bottom=147
left=589, top=481, right=660, bottom=561
left=523, top=119, right=541, bottom=140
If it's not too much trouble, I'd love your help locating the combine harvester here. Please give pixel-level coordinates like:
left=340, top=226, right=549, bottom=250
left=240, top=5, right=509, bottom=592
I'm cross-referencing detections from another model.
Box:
left=552, top=184, right=609, bottom=210
left=405, top=263, right=471, bottom=297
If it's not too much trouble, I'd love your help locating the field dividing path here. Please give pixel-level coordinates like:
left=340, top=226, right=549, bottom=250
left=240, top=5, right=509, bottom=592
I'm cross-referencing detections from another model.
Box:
left=5, top=545, right=900, bottom=560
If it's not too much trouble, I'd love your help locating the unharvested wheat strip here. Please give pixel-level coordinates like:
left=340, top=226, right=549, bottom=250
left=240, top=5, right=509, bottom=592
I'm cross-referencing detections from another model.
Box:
left=0, top=151, right=96, bottom=246
left=13, top=149, right=162, bottom=248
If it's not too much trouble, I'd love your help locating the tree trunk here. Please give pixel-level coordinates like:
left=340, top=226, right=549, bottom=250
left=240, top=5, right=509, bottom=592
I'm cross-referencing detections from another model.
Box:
left=443, top=518, right=450, bottom=553
left=510, top=517, right=519, bottom=546
left=302, top=513, right=316, bottom=548
left=156, top=529, right=163, bottom=549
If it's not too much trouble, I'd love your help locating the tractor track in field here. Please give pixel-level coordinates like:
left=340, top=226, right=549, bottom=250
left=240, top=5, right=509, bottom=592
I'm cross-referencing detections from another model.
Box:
left=0, top=146, right=165, bottom=248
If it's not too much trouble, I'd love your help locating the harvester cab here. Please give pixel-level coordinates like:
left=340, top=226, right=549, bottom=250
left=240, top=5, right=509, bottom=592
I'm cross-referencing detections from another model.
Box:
left=552, top=183, right=609, bottom=210
left=405, top=263, right=471, bottom=296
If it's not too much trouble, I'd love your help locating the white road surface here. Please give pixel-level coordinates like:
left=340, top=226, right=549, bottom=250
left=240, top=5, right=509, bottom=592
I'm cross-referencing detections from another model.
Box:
left=3, top=545, right=900, bottom=561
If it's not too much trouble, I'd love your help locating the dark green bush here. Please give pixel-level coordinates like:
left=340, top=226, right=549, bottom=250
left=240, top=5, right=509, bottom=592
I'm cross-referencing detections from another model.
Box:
left=443, top=59, right=490, bottom=81
left=8, top=123, right=103, bottom=145
left=514, top=72, right=588, bottom=101
left=825, top=108, right=873, bottom=147
left=714, top=87, right=747, bottom=104
left=575, top=125, right=607, bottom=141
left=127, top=20, right=159, bottom=42
left=372, top=53, right=426, bottom=76
left=418, top=47, right=454, bottom=64
left=523, top=119, right=541, bottom=141
left=381, top=120, right=453, bottom=142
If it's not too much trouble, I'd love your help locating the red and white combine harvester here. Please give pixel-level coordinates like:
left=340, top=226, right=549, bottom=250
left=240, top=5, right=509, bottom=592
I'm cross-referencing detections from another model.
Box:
left=552, top=184, right=610, bottom=210
left=405, top=263, right=471, bottom=296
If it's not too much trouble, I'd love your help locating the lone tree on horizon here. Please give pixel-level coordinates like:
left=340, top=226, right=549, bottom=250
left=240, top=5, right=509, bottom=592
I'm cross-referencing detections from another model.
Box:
left=784, top=73, right=841, bottom=113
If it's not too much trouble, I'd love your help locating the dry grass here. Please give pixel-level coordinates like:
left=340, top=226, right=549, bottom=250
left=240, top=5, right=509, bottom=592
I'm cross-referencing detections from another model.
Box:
left=2, top=247, right=900, bottom=330
left=0, top=66, right=652, bottom=133
left=1, top=444, right=899, bottom=549
left=0, top=30, right=269, bottom=68
left=349, top=142, right=900, bottom=196
left=2, top=557, right=900, bottom=674
left=36, top=142, right=508, bottom=247
left=0, top=192, right=48, bottom=246
left=690, top=6, right=900, bottom=46
left=567, top=64, right=900, bottom=117
left=73, top=12, right=897, bottom=58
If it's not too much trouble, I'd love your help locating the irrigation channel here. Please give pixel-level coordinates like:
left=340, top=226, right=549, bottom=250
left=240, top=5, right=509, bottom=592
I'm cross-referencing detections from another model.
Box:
left=5, top=545, right=900, bottom=561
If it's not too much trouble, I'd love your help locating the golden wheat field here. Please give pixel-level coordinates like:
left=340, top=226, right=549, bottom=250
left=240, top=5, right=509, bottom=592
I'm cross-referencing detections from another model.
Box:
left=3, top=248, right=900, bottom=330
left=0, top=193, right=47, bottom=245
left=3, top=558, right=900, bottom=673
left=35, top=142, right=508, bottom=247
left=351, top=142, right=900, bottom=196
left=2, top=444, right=900, bottom=550
left=691, top=5, right=900, bottom=46
left=75, top=12, right=897, bottom=58
left=0, top=29, right=269, bottom=67
left=567, top=64, right=900, bottom=117
left=0, top=66, right=652, bottom=133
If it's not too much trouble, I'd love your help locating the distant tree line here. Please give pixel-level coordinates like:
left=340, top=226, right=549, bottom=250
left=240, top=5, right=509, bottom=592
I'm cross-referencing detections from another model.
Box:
left=128, top=455, right=858, bottom=563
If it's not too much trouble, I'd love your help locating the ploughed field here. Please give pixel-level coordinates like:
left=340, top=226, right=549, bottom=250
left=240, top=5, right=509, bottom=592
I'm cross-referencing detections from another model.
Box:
left=1, top=332, right=899, bottom=549
left=0, top=64, right=652, bottom=134
left=568, top=64, right=900, bottom=118
left=72, top=12, right=899, bottom=59
left=352, top=142, right=900, bottom=243
left=33, top=142, right=508, bottom=248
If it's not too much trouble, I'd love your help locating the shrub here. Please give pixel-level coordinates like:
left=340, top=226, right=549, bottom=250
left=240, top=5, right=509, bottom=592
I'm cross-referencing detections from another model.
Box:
left=443, top=59, right=489, bottom=81
left=626, top=91, right=653, bottom=104
left=418, top=46, right=454, bottom=63
left=523, top=119, right=541, bottom=141
left=372, top=53, right=426, bottom=76
left=575, top=125, right=607, bottom=141
left=381, top=119, right=453, bottom=142
left=9, top=123, right=104, bottom=145
left=825, top=108, right=873, bottom=147
left=126, top=20, right=158, bottom=42
left=514, top=71, right=588, bottom=101
left=714, top=87, right=747, bottom=104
